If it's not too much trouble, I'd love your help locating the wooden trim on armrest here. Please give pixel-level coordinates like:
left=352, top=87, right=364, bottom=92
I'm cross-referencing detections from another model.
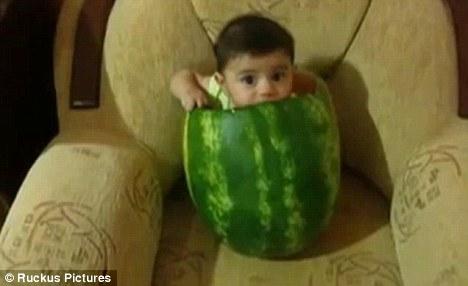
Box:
left=70, top=0, right=115, bottom=109
left=446, top=0, right=468, bottom=118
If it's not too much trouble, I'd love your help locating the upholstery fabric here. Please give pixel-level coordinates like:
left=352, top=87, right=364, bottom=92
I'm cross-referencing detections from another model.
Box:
left=0, top=0, right=467, bottom=285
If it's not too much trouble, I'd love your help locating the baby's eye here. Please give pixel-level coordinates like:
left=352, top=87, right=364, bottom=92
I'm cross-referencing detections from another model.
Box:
left=240, top=75, right=256, bottom=85
left=272, top=71, right=286, bottom=82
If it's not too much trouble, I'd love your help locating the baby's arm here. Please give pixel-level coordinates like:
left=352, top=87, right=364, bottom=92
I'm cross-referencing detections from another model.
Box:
left=170, top=70, right=210, bottom=111
left=292, top=70, right=317, bottom=94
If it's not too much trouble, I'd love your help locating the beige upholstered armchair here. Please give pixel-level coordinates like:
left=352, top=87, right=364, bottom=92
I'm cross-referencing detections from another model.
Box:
left=1, top=0, right=467, bottom=285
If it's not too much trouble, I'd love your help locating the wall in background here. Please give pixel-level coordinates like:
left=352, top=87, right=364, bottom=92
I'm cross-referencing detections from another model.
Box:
left=0, top=0, right=62, bottom=199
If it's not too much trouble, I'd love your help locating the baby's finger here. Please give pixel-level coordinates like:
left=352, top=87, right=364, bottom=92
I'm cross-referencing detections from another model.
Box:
left=194, top=93, right=208, bottom=108
left=200, top=94, right=209, bottom=105
left=185, top=103, right=195, bottom=111
left=195, top=96, right=206, bottom=108
left=182, top=98, right=195, bottom=111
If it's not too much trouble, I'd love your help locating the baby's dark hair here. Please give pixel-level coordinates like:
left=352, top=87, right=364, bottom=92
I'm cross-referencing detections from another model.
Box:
left=214, top=14, right=295, bottom=72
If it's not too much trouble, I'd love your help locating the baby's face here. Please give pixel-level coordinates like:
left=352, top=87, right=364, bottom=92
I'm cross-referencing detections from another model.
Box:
left=217, top=50, right=293, bottom=108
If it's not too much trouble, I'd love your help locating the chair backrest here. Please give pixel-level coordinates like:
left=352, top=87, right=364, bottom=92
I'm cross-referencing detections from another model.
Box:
left=190, top=0, right=371, bottom=75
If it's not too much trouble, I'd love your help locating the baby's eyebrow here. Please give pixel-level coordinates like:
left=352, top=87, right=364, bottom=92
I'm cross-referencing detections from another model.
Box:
left=237, top=69, right=256, bottom=75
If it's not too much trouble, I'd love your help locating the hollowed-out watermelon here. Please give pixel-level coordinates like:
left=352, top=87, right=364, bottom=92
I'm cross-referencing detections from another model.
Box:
left=183, top=91, right=340, bottom=258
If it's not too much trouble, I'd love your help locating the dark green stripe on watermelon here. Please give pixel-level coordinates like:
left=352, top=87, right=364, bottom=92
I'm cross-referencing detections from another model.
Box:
left=183, top=93, right=340, bottom=258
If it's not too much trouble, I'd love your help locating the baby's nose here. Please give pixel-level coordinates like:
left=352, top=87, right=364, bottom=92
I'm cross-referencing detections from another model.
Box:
left=258, top=80, right=275, bottom=97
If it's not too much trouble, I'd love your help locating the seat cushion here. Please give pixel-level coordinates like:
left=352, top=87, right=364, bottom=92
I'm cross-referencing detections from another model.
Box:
left=153, top=169, right=401, bottom=285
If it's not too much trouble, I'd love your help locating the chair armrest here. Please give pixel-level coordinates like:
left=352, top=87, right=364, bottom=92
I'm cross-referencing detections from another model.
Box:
left=391, top=120, right=468, bottom=286
left=0, top=132, right=163, bottom=286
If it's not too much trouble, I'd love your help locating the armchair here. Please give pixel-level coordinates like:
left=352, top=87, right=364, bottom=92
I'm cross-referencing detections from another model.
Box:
left=1, top=0, right=467, bottom=285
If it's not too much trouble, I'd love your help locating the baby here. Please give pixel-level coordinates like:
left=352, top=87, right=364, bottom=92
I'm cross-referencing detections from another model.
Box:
left=170, top=14, right=316, bottom=111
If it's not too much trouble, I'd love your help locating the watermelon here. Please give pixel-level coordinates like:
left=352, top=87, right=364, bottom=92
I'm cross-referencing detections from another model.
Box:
left=183, top=91, right=340, bottom=258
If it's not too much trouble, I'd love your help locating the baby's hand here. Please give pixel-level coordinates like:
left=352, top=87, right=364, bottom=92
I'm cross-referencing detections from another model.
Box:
left=170, top=70, right=209, bottom=111
left=179, top=88, right=209, bottom=111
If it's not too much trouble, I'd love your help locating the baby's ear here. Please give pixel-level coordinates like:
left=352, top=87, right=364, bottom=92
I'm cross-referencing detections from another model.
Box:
left=214, top=72, right=225, bottom=85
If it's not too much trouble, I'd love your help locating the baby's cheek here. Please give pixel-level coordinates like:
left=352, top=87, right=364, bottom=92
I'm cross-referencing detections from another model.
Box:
left=229, top=93, right=249, bottom=107
left=239, top=95, right=259, bottom=107
left=234, top=89, right=256, bottom=105
left=279, top=88, right=292, bottom=99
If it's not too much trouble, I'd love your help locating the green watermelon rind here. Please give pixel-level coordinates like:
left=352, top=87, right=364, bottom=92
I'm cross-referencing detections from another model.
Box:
left=183, top=91, right=340, bottom=258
